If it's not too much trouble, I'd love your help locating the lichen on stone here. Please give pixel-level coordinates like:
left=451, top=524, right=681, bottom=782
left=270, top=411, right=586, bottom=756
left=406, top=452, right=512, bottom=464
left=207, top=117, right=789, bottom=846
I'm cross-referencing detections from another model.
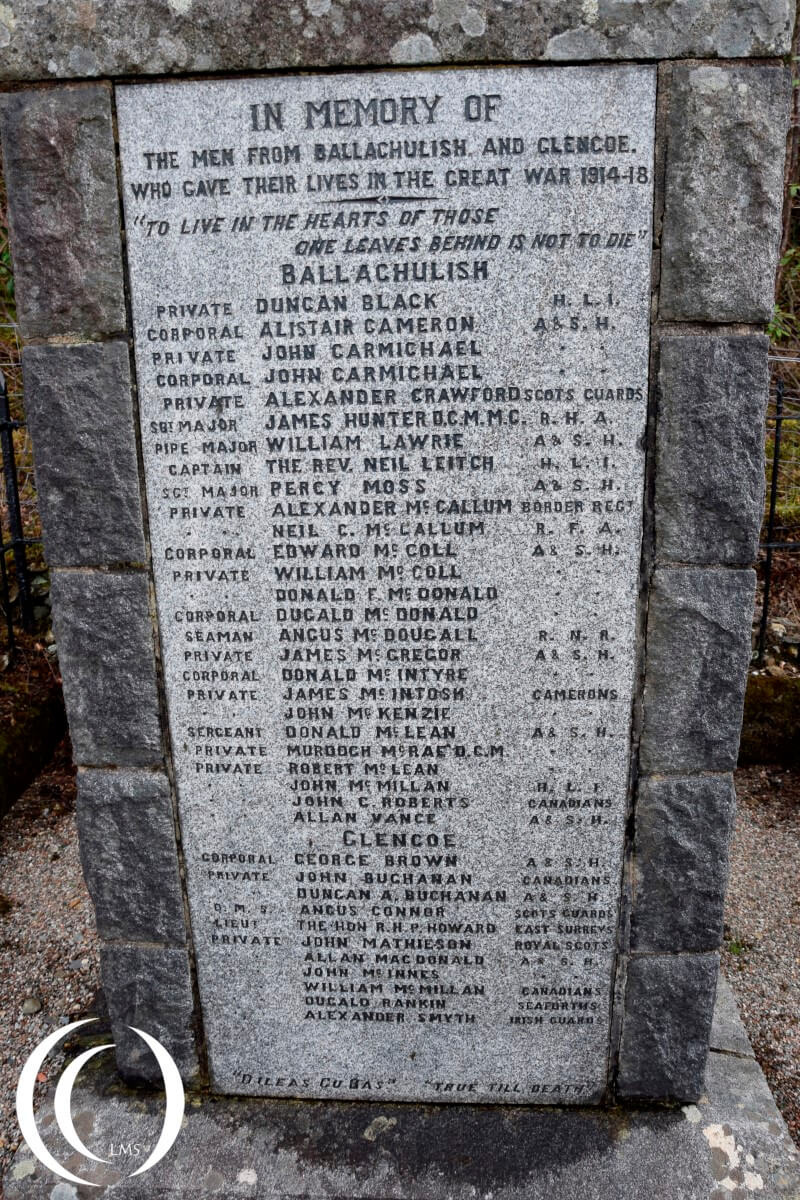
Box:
left=389, top=30, right=441, bottom=62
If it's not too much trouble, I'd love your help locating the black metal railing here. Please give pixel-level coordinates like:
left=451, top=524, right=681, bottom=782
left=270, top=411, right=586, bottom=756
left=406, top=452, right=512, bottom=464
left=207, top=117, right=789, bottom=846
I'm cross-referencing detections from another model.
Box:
left=0, top=367, right=36, bottom=654
left=756, top=365, right=800, bottom=664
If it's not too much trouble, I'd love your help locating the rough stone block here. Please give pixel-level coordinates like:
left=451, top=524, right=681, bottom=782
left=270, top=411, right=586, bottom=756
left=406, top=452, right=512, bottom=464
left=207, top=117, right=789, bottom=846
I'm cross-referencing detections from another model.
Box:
left=23, top=342, right=145, bottom=567
left=50, top=570, right=162, bottom=766
left=617, top=953, right=719, bottom=1100
left=0, top=0, right=792, bottom=81
left=0, top=85, right=125, bottom=337
left=101, top=944, right=199, bottom=1085
left=660, top=64, right=790, bottom=322
left=631, top=775, right=735, bottom=952
left=656, top=335, right=769, bottom=565
left=544, top=0, right=793, bottom=59
left=76, top=768, right=185, bottom=945
left=639, top=568, right=755, bottom=772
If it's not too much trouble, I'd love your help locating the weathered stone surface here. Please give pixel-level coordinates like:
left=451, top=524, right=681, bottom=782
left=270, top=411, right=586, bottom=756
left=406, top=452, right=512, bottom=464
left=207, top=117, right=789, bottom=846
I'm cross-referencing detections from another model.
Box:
left=50, top=571, right=162, bottom=767
left=631, top=775, right=735, bottom=952
left=0, top=0, right=791, bottom=81
left=117, top=66, right=656, bottom=1104
left=76, top=769, right=185, bottom=945
left=23, top=342, right=145, bottom=567
left=656, top=335, right=769, bottom=565
left=617, top=953, right=719, bottom=1101
left=0, top=85, right=125, bottom=338
left=711, top=975, right=753, bottom=1058
left=545, top=0, right=792, bottom=59
left=101, top=945, right=199, bottom=1085
left=7, top=989, right=800, bottom=1197
left=660, top=65, right=790, bottom=323
left=640, top=568, right=755, bottom=773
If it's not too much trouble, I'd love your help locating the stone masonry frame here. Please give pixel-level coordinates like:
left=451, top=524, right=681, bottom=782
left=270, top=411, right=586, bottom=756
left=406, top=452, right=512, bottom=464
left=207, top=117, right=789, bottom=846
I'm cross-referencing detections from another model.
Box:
left=0, top=10, right=792, bottom=1102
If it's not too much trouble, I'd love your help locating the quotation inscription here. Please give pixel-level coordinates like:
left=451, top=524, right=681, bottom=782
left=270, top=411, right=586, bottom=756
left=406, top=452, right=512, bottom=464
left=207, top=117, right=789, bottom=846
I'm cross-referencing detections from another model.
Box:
left=117, top=65, right=656, bottom=1103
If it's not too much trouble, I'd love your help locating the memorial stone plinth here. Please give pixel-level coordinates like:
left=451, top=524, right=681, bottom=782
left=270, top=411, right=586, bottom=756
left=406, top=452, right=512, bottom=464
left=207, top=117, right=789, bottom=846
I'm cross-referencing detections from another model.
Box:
left=0, top=0, right=791, bottom=1123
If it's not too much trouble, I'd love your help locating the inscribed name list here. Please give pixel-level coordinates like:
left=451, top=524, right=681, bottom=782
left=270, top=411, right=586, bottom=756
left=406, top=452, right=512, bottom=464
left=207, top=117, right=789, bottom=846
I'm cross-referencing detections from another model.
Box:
left=116, top=65, right=656, bottom=1103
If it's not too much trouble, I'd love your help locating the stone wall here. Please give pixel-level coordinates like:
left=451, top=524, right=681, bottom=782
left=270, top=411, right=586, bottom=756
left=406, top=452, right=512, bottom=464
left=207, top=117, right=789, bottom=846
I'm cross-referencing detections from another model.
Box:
left=1, top=84, right=201, bottom=1086
left=0, top=1, right=792, bottom=1101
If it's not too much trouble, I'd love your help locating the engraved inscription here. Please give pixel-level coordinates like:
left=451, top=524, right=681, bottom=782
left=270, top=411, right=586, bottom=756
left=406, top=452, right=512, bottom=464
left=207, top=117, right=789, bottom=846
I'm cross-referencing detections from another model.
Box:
left=117, top=65, right=656, bottom=1103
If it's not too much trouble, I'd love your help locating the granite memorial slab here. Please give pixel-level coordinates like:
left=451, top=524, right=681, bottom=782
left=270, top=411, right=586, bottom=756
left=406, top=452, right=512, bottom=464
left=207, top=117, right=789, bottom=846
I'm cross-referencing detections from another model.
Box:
left=115, top=65, right=656, bottom=1103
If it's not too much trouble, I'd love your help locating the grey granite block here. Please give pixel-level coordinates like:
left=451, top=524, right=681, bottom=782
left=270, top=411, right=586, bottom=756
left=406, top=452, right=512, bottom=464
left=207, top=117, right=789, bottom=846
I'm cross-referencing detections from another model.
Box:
left=656, top=334, right=769, bottom=565
left=0, top=85, right=125, bottom=338
left=631, top=775, right=735, bottom=952
left=0, top=0, right=792, bottom=81
left=23, top=342, right=145, bottom=567
left=76, top=768, right=185, bottom=945
left=617, top=953, right=719, bottom=1101
left=660, top=64, right=790, bottom=323
left=711, top=975, right=754, bottom=1058
left=639, top=568, right=755, bottom=773
left=115, top=66, right=657, bottom=1105
left=50, top=570, right=162, bottom=767
left=545, top=1, right=793, bottom=60
left=101, top=944, right=199, bottom=1085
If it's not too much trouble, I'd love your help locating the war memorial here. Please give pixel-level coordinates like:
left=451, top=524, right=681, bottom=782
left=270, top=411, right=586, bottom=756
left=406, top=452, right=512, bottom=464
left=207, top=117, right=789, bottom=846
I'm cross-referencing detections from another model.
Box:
left=1, top=1, right=799, bottom=1194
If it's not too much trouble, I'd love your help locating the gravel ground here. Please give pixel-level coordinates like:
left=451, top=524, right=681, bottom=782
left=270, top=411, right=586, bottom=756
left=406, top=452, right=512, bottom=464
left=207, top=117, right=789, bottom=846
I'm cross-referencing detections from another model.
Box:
left=722, top=764, right=800, bottom=1148
left=0, top=750, right=797, bottom=1183
left=0, top=739, right=100, bottom=1182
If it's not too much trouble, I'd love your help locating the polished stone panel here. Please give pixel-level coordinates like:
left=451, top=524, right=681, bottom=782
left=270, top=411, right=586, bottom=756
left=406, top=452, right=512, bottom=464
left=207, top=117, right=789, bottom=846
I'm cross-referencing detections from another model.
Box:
left=117, top=65, right=656, bottom=1101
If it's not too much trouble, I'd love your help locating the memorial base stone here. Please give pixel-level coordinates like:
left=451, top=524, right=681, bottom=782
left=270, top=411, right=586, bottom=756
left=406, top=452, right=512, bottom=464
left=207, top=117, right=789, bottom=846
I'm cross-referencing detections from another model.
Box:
left=5, top=979, right=799, bottom=1199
